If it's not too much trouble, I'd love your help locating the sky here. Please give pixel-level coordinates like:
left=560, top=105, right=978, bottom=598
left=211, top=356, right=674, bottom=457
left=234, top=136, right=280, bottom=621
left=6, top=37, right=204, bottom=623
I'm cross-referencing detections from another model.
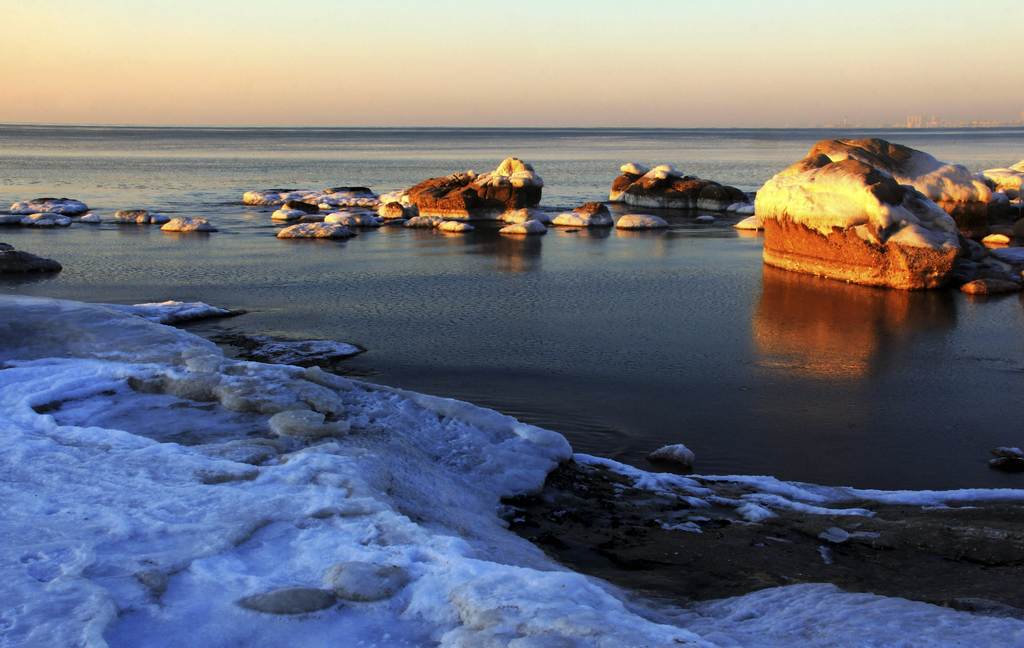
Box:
left=1, top=0, right=1022, bottom=127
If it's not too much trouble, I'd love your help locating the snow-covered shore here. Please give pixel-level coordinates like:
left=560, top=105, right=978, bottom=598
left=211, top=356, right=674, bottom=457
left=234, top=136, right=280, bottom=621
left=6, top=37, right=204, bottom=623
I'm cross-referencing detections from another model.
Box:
left=3, top=295, right=1024, bottom=646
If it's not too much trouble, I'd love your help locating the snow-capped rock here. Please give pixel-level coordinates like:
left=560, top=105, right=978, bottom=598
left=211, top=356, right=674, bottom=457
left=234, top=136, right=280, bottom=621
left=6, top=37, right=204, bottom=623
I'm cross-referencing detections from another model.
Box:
left=404, top=215, right=445, bottom=229
left=551, top=202, right=614, bottom=228
left=501, top=208, right=551, bottom=224
left=981, top=163, right=1024, bottom=200
left=499, top=219, right=547, bottom=235
left=9, top=197, right=88, bottom=215
left=78, top=212, right=102, bottom=224
left=276, top=222, right=355, bottom=239
left=20, top=213, right=71, bottom=227
left=161, top=217, right=217, bottom=233
left=406, top=158, right=543, bottom=220
left=324, top=211, right=382, bottom=227
left=610, top=164, right=750, bottom=211
left=756, top=146, right=960, bottom=289
left=647, top=443, right=695, bottom=468
left=734, top=215, right=762, bottom=230
left=271, top=208, right=305, bottom=221
left=616, top=213, right=668, bottom=230
left=113, top=209, right=170, bottom=224
left=377, top=201, right=407, bottom=220
left=437, top=220, right=474, bottom=233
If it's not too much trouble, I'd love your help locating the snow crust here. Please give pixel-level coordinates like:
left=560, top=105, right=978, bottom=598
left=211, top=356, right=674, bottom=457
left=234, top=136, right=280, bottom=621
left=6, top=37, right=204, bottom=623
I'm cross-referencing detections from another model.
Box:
left=4, top=296, right=1024, bottom=646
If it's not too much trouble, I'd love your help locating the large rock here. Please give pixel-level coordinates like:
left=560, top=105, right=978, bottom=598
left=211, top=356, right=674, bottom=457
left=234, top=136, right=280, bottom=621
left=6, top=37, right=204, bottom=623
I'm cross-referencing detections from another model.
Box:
left=9, top=198, right=88, bottom=216
left=803, top=139, right=992, bottom=234
left=405, top=158, right=543, bottom=220
left=755, top=151, right=960, bottom=290
left=0, top=244, right=62, bottom=273
left=609, top=163, right=749, bottom=211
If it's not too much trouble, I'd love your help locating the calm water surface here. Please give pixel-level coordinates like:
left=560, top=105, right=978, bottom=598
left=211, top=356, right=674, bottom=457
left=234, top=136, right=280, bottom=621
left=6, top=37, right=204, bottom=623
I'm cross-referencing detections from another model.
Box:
left=3, top=125, right=1024, bottom=489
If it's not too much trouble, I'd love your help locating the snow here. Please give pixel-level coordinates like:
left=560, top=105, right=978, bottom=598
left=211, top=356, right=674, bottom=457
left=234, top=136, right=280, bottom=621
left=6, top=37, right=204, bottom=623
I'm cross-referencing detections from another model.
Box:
left=5, top=295, right=1024, bottom=646
left=20, top=212, right=72, bottom=227
left=499, top=220, right=547, bottom=235
left=616, top=214, right=669, bottom=230
left=501, top=208, right=551, bottom=224
left=276, top=223, right=355, bottom=239
left=9, top=198, right=89, bottom=215
left=161, top=217, right=217, bottom=233
left=476, top=157, right=544, bottom=189
left=620, top=162, right=649, bottom=176
left=982, top=233, right=1011, bottom=246
left=981, top=164, right=1024, bottom=199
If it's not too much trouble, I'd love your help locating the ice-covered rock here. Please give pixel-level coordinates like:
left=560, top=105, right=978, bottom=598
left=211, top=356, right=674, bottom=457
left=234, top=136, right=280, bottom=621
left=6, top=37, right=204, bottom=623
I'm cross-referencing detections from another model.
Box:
left=551, top=202, right=614, bottom=228
left=405, top=158, right=543, bottom=220
left=734, top=215, right=762, bottom=230
left=323, top=562, right=409, bottom=601
left=755, top=147, right=960, bottom=289
left=218, top=334, right=362, bottom=366
left=982, top=233, right=1011, bottom=247
left=501, top=207, right=551, bottom=224
left=9, top=197, right=88, bottom=215
left=268, top=409, right=349, bottom=439
left=282, top=199, right=320, bottom=214
left=646, top=443, right=695, bottom=468
left=107, top=300, right=242, bottom=324
left=616, top=213, right=668, bottom=230
left=404, top=215, right=444, bottom=228
left=0, top=244, right=62, bottom=273
left=161, top=217, right=217, bottom=233
left=981, top=163, right=1024, bottom=200
left=78, top=212, right=102, bottom=224
left=377, top=201, right=407, bottom=220
left=20, top=213, right=71, bottom=227
left=609, top=164, right=750, bottom=211
left=499, top=219, right=547, bottom=236
left=436, top=220, right=474, bottom=233
left=271, top=208, right=305, bottom=222
left=113, top=209, right=171, bottom=225
left=324, top=211, right=382, bottom=227
left=276, top=223, right=355, bottom=239
left=243, top=187, right=377, bottom=209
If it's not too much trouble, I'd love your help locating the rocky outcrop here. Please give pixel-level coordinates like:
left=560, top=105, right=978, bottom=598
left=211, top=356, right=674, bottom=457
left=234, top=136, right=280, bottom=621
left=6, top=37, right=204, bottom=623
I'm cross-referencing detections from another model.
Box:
left=0, top=243, right=62, bottom=273
left=756, top=150, right=960, bottom=290
left=609, top=163, right=750, bottom=212
left=803, top=139, right=992, bottom=234
left=9, top=198, right=88, bottom=216
left=405, top=158, right=543, bottom=220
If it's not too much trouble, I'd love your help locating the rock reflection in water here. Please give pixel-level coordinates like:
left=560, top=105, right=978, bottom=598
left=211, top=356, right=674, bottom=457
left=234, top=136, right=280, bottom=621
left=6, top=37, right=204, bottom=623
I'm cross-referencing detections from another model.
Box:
left=753, top=266, right=956, bottom=379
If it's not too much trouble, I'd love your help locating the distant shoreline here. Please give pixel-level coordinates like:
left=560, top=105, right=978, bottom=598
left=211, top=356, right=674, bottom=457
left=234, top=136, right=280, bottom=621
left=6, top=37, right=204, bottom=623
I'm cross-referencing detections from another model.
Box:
left=3, top=123, right=1024, bottom=132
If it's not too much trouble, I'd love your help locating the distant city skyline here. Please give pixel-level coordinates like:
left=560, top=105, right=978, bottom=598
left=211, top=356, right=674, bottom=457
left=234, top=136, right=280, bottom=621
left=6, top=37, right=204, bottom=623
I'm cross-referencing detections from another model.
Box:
left=2, top=0, right=1021, bottom=127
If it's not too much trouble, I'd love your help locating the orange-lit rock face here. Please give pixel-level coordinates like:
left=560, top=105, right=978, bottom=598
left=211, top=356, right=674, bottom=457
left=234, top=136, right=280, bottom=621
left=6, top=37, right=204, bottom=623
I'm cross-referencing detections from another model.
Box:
left=756, top=150, right=960, bottom=290
left=407, top=158, right=543, bottom=220
left=752, top=266, right=955, bottom=379
left=608, top=163, right=748, bottom=211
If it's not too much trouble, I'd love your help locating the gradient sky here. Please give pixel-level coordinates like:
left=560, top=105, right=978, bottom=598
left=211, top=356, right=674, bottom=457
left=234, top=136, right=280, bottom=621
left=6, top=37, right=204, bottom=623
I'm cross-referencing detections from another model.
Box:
left=2, top=0, right=1021, bottom=127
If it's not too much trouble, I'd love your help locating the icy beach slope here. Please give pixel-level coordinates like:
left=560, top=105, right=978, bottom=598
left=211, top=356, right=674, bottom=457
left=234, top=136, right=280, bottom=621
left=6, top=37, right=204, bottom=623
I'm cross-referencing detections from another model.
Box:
left=3, top=296, right=1024, bottom=647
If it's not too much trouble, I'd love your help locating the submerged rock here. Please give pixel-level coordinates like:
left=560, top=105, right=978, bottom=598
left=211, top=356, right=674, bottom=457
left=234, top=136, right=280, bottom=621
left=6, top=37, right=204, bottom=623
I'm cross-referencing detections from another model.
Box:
left=113, top=209, right=170, bottom=225
left=552, top=202, right=613, bottom=228
left=0, top=244, right=62, bottom=273
left=324, top=562, right=410, bottom=602
left=9, top=198, right=89, bottom=216
left=499, top=220, right=547, bottom=236
left=161, top=217, right=217, bottom=233
left=756, top=145, right=960, bottom=290
left=616, top=214, right=668, bottom=230
left=646, top=444, right=695, bottom=468
left=609, top=163, right=750, bottom=212
left=20, top=213, right=71, bottom=228
left=406, top=158, right=543, bottom=220
left=237, top=587, right=337, bottom=615
left=276, top=223, right=354, bottom=239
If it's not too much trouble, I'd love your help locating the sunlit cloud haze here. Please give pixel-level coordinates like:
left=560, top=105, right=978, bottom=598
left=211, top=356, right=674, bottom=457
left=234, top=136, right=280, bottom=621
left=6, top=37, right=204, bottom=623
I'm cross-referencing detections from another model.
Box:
left=2, top=0, right=1021, bottom=127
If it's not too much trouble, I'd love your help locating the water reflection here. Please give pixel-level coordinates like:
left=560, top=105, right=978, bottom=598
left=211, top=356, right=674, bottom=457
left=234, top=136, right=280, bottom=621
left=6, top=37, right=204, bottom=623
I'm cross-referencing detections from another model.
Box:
left=476, top=233, right=544, bottom=274
left=753, top=266, right=957, bottom=379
